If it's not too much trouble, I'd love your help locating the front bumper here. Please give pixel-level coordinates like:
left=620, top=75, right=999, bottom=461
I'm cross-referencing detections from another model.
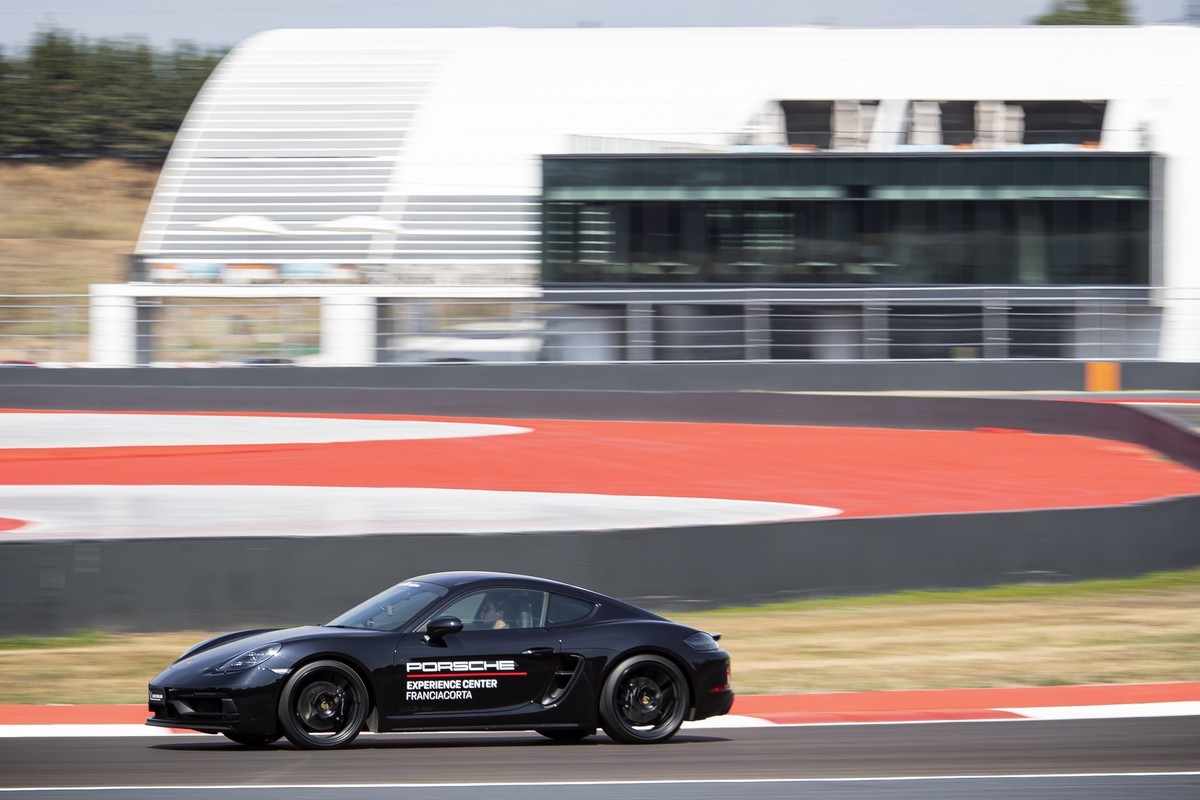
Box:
left=147, top=680, right=280, bottom=736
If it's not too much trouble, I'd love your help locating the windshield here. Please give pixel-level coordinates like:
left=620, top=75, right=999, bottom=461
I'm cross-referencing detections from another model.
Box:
left=325, top=580, right=448, bottom=631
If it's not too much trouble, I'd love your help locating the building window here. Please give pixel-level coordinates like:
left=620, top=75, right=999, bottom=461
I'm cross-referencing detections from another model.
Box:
left=542, top=154, right=1152, bottom=287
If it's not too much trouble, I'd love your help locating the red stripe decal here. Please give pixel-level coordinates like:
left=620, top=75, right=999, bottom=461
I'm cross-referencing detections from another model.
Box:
left=406, top=672, right=527, bottom=678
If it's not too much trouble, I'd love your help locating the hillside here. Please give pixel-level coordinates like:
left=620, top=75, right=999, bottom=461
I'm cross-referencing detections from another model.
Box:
left=0, top=160, right=158, bottom=296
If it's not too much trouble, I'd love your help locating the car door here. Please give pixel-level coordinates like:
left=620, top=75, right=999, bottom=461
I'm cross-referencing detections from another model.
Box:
left=392, top=589, right=560, bottom=720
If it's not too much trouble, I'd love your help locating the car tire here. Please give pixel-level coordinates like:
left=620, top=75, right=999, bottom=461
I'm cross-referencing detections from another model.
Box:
left=598, top=654, right=689, bottom=744
left=222, top=732, right=281, bottom=746
left=535, top=728, right=593, bottom=742
left=278, top=660, right=369, bottom=750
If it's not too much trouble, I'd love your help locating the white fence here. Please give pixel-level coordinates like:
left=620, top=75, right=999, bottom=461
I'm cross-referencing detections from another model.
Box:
left=2, top=287, right=1197, bottom=366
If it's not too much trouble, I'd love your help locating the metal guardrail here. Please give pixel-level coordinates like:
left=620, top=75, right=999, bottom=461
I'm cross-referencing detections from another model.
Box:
left=0, top=295, right=90, bottom=366
left=1, top=287, right=1196, bottom=366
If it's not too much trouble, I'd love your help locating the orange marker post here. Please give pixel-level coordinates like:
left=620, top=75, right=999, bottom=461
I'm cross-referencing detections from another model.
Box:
left=1085, top=361, right=1121, bottom=392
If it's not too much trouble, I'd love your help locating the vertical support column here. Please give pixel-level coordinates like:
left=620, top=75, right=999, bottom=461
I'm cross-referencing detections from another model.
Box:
left=88, top=289, right=138, bottom=366
left=744, top=300, right=771, bottom=361
left=983, top=297, right=1009, bottom=359
left=626, top=302, right=655, bottom=362
left=134, top=298, right=158, bottom=366
left=320, top=295, right=378, bottom=366
left=127, top=254, right=150, bottom=282
left=863, top=301, right=889, bottom=360
left=375, top=299, right=399, bottom=364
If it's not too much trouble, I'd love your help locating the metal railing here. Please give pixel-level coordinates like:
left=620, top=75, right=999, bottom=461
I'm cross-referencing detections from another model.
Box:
left=0, top=295, right=90, bottom=365
left=2, top=287, right=1197, bottom=366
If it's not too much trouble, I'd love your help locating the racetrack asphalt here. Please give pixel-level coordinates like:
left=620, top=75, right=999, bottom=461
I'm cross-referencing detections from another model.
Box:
left=1, top=718, right=1198, bottom=800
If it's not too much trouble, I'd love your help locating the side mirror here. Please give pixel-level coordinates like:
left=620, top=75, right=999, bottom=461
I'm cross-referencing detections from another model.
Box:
left=424, top=615, right=463, bottom=645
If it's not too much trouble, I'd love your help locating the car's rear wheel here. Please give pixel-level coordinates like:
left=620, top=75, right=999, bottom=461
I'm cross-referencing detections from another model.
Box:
left=598, top=654, right=688, bottom=744
left=222, top=732, right=280, bottom=746
left=535, top=728, right=593, bottom=742
left=278, top=660, right=369, bottom=749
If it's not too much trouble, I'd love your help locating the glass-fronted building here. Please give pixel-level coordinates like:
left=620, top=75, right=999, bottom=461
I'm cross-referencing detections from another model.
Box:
left=543, top=153, right=1153, bottom=287
left=538, top=152, right=1159, bottom=360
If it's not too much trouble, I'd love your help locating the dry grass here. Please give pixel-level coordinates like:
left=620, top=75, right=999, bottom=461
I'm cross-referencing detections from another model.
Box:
left=0, top=160, right=157, bottom=361
left=0, top=633, right=205, bottom=704
left=676, top=591, right=1200, bottom=694
left=1, top=572, right=1198, bottom=705
left=0, top=162, right=329, bottom=362
left=0, top=159, right=157, bottom=295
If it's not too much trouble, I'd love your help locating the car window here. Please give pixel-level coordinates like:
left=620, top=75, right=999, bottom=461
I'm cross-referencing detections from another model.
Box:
left=546, top=593, right=596, bottom=626
left=326, top=580, right=448, bottom=632
left=434, top=589, right=548, bottom=631
left=437, top=591, right=488, bottom=628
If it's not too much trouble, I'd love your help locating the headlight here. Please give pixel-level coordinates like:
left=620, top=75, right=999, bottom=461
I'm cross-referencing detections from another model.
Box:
left=217, top=644, right=281, bottom=672
left=683, top=632, right=722, bottom=652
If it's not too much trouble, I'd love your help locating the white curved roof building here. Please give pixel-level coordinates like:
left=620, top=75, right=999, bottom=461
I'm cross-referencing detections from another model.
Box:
left=115, top=25, right=1200, bottom=363
left=135, top=26, right=1194, bottom=277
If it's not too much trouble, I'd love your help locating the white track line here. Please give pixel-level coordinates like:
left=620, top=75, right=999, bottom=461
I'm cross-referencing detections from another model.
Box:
left=2, top=773, right=1199, bottom=792
left=3, top=703, right=1196, bottom=738
left=0, top=485, right=840, bottom=538
left=0, top=413, right=532, bottom=448
left=996, top=701, right=1200, bottom=719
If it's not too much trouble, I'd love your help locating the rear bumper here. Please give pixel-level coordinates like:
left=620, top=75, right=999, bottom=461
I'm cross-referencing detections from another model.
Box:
left=693, top=688, right=734, bottom=720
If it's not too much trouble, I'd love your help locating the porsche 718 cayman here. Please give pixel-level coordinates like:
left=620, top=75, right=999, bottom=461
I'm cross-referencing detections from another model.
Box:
left=147, top=572, right=734, bottom=748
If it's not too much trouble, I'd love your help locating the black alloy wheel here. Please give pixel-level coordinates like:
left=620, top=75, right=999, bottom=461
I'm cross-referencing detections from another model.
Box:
left=222, top=732, right=281, bottom=746
left=278, top=660, right=369, bottom=749
left=598, top=654, right=689, bottom=743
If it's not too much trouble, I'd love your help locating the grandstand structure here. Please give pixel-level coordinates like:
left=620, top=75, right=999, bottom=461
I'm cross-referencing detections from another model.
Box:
left=96, top=25, right=1200, bottom=365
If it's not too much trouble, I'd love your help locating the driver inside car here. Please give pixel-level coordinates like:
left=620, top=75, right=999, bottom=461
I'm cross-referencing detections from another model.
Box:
left=478, top=597, right=511, bottom=629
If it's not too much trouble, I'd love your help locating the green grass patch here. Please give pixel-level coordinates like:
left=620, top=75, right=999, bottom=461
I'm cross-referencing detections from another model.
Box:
left=0, top=631, right=109, bottom=651
left=690, top=567, right=1200, bottom=616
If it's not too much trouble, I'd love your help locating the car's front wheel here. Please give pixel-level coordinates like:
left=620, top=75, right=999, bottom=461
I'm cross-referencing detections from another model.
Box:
left=599, top=654, right=688, bottom=743
left=278, top=660, right=369, bottom=749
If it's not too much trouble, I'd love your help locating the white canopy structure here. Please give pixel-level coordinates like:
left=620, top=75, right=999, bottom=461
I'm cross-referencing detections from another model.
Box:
left=113, top=25, right=1200, bottom=363
left=135, top=26, right=1197, bottom=280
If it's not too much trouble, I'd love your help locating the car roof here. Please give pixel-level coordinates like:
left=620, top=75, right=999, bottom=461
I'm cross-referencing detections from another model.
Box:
left=410, top=571, right=596, bottom=595
left=407, top=571, right=659, bottom=618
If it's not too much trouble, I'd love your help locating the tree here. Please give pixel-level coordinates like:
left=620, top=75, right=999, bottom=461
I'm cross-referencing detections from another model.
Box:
left=0, top=29, right=225, bottom=159
left=1035, top=0, right=1134, bottom=25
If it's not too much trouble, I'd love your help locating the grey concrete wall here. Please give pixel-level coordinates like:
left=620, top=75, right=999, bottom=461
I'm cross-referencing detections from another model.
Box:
left=3, top=496, right=1198, bottom=635
left=2, top=360, right=1199, bottom=392
left=1122, top=361, right=1200, bottom=390
left=1, top=385, right=1198, bottom=634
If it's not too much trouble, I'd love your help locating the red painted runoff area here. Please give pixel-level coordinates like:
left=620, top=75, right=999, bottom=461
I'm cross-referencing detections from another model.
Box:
left=3, top=681, right=1198, bottom=725
left=0, top=410, right=1197, bottom=518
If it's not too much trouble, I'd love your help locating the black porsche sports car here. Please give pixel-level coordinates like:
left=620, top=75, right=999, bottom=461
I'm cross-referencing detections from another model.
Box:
left=147, top=572, right=733, bottom=748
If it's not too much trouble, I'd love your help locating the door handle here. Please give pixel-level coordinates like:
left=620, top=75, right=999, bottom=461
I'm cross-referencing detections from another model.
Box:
left=521, top=647, right=554, bottom=656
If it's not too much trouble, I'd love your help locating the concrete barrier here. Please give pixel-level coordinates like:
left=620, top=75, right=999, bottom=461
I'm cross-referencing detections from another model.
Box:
left=3, top=497, right=1198, bottom=635
left=1, top=360, right=1200, bottom=393
left=1, top=386, right=1197, bottom=634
